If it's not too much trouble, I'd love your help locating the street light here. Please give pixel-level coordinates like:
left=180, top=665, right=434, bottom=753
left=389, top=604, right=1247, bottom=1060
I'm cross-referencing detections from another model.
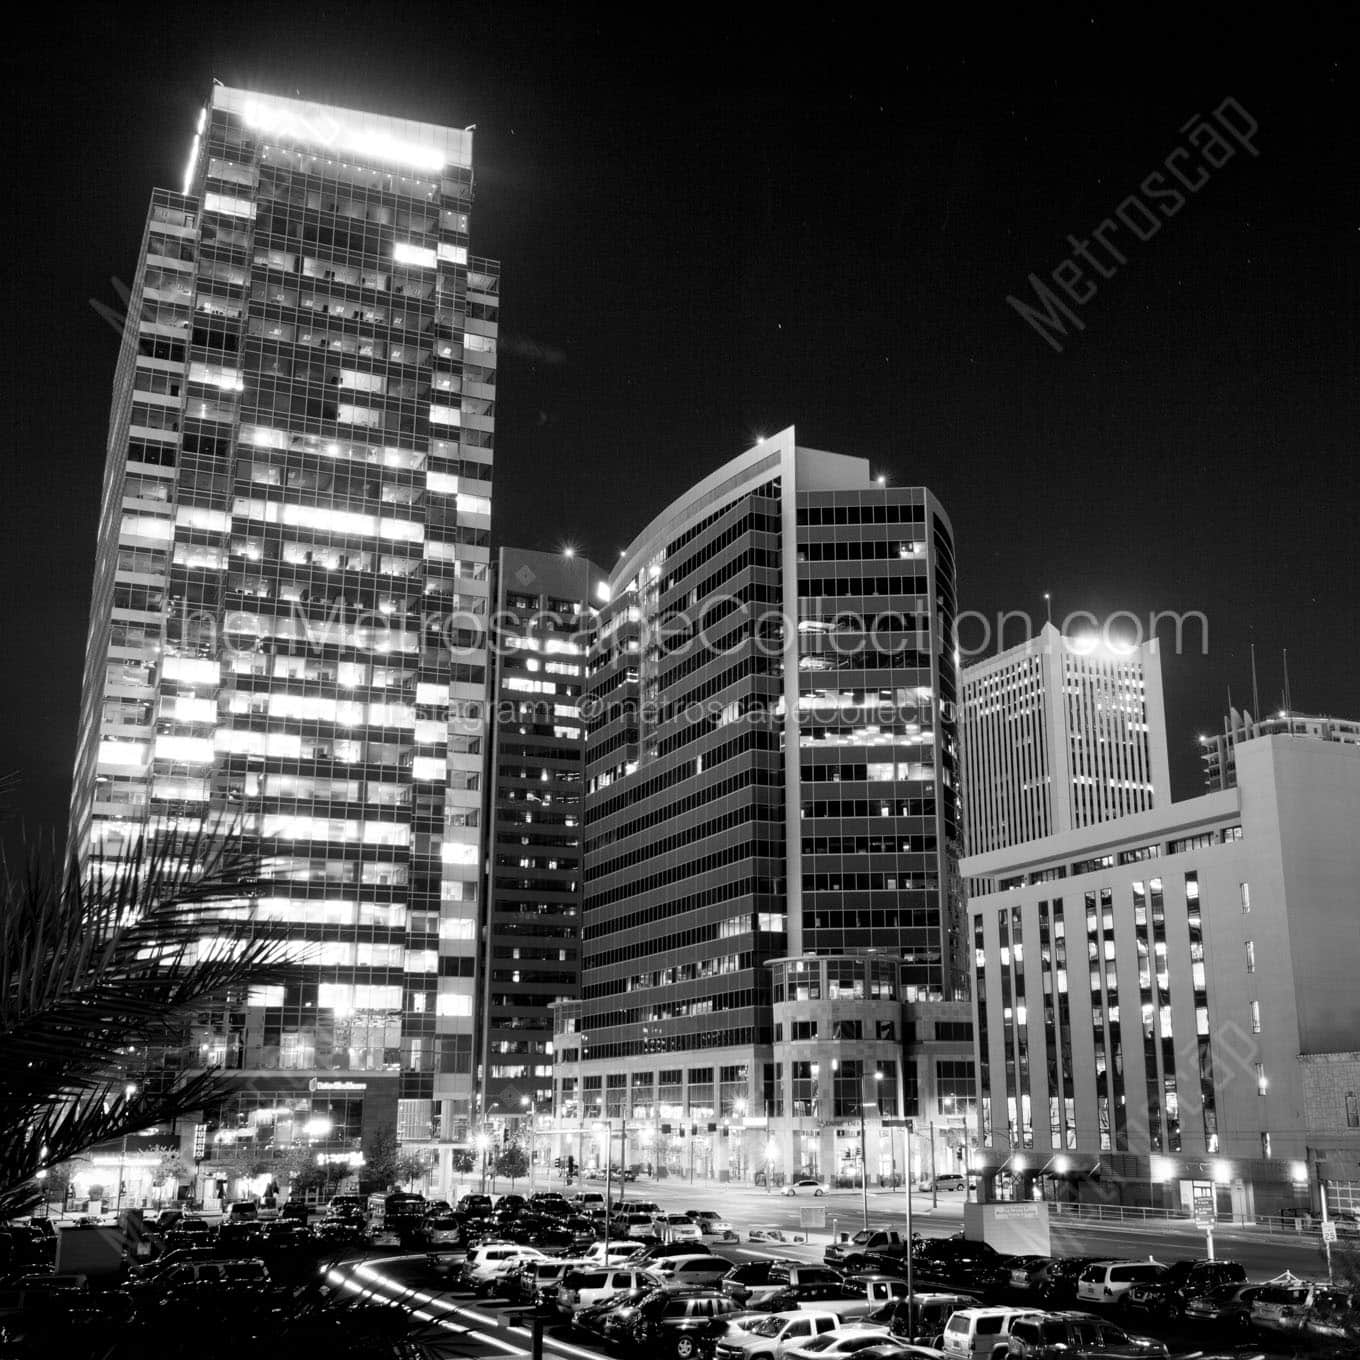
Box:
left=116, top=1083, right=137, bottom=1212
left=474, top=1130, right=492, bottom=1195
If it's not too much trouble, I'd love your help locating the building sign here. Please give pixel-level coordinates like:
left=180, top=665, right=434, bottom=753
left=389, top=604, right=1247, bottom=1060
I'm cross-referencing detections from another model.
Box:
left=992, top=1203, right=1040, bottom=1219
left=310, top=1080, right=367, bottom=1093
left=192, top=1124, right=207, bottom=1158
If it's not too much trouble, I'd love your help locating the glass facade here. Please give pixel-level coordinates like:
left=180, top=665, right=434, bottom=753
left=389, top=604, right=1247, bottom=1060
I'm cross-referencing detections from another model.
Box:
left=69, top=88, right=496, bottom=1156
left=481, top=549, right=603, bottom=1114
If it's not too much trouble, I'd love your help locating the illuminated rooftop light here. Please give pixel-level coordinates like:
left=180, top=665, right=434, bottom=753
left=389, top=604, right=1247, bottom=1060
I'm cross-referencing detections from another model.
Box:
left=240, top=100, right=447, bottom=173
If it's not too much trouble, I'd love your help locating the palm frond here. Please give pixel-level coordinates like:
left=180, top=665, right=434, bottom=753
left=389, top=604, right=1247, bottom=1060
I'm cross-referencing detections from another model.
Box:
left=0, top=822, right=308, bottom=1218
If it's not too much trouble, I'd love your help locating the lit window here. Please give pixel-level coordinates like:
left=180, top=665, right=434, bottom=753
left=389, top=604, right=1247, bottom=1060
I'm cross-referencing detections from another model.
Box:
left=1244, top=940, right=1255, bottom=973
left=393, top=242, right=437, bottom=268
left=436, top=242, right=468, bottom=265
left=1250, top=1000, right=1261, bottom=1034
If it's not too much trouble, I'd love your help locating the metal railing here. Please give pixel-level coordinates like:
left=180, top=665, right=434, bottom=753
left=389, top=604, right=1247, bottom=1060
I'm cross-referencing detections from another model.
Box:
left=1048, top=1201, right=1192, bottom=1225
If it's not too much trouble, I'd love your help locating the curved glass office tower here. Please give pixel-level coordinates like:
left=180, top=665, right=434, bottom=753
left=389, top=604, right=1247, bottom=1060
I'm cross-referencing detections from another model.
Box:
left=553, top=428, right=968, bottom=1182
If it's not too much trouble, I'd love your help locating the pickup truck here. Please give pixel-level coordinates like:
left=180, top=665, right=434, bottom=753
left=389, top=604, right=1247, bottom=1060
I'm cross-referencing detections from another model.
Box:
left=825, top=1230, right=914, bottom=1271
left=756, top=1274, right=911, bottom=1320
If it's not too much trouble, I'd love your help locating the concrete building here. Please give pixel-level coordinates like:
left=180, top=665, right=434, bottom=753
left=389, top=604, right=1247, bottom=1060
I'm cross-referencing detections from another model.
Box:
left=553, top=428, right=972, bottom=1183
left=962, top=734, right=1360, bottom=1219
left=68, top=86, right=497, bottom=1187
left=960, top=625, right=1170, bottom=856
left=1200, top=706, right=1360, bottom=790
left=479, top=548, right=604, bottom=1124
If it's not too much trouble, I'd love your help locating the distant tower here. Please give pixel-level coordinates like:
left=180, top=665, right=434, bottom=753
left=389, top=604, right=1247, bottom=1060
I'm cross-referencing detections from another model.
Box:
left=960, top=623, right=1171, bottom=854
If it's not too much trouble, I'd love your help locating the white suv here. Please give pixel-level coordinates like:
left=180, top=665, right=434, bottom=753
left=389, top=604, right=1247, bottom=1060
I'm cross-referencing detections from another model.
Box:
left=463, top=1244, right=547, bottom=1295
left=556, top=1265, right=659, bottom=1318
left=1075, top=1261, right=1167, bottom=1306
left=714, top=1310, right=842, bottom=1360
left=940, top=1307, right=1032, bottom=1360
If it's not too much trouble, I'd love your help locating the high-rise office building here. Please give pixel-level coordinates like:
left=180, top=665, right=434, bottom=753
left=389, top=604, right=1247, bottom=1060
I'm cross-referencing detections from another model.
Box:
left=553, top=428, right=969, bottom=1183
left=479, top=548, right=604, bottom=1122
left=69, top=87, right=497, bottom=1183
left=962, top=733, right=1360, bottom=1219
left=1200, top=706, right=1360, bottom=790
left=959, top=623, right=1170, bottom=855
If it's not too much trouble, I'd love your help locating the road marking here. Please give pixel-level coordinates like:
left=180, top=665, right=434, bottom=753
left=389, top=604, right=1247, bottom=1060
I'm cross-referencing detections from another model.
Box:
left=337, top=1257, right=616, bottom=1360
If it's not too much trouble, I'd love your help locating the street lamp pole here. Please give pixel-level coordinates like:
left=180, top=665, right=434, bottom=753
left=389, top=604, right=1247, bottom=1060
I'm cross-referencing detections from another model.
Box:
left=116, top=1082, right=137, bottom=1212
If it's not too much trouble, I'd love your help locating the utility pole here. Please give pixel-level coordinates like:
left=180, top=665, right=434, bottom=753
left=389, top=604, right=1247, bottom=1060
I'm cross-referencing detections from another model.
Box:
left=904, top=1119, right=915, bottom=1340
left=859, top=1100, right=869, bottom=1231
left=930, top=1120, right=938, bottom=1209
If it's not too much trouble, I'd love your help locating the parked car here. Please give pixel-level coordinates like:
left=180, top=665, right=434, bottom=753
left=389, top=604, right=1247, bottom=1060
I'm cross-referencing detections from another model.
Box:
left=784, top=1329, right=913, bottom=1360
left=878, top=1294, right=980, bottom=1345
left=1032, top=1259, right=1101, bottom=1307
left=909, top=1240, right=1007, bottom=1293
left=642, top=1241, right=715, bottom=1262
left=516, top=1257, right=592, bottom=1306
left=827, top=1231, right=913, bottom=1272
left=1005, top=1312, right=1168, bottom=1360
left=756, top=1276, right=909, bottom=1321
left=463, top=1243, right=547, bottom=1295
left=1182, top=1283, right=1263, bottom=1331
left=844, top=1347, right=946, bottom=1360
left=782, top=1179, right=829, bottom=1197
left=723, top=1260, right=787, bottom=1305
left=657, top=1214, right=707, bottom=1244
left=932, top=1176, right=967, bottom=1193
left=689, top=1210, right=739, bottom=1240
left=1005, top=1258, right=1053, bottom=1294
left=714, top=1310, right=844, bottom=1360
left=574, top=1284, right=660, bottom=1345
left=939, top=1307, right=1031, bottom=1360
left=629, top=1287, right=742, bottom=1359
left=1074, top=1262, right=1166, bottom=1307
left=651, top=1254, right=739, bottom=1290
left=458, top=1193, right=495, bottom=1219
left=1122, top=1259, right=1244, bottom=1319
left=1250, top=1277, right=1332, bottom=1333
left=738, top=1263, right=847, bottom=1308
left=558, top=1265, right=659, bottom=1318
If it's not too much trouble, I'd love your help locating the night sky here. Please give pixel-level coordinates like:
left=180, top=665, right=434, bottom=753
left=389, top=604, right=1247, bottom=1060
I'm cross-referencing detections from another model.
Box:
left=3, top=5, right=1357, bottom=858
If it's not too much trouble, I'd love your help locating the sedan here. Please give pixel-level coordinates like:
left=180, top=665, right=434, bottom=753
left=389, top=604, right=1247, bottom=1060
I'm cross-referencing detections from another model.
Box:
left=781, top=1179, right=828, bottom=1196
left=810, top=1345, right=943, bottom=1360
left=689, top=1210, right=738, bottom=1240
left=785, top=1336, right=931, bottom=1360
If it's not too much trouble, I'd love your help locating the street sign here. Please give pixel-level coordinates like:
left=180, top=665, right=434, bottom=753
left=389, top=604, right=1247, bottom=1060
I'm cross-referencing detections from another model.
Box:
left=800, top=1206, right=827, bottom=1229
left=192, top=1124, right=207, bottom=1158
left=1193, top=1192, right=1216, bottom=1229
left=1321, top=1221, right=1338, bottom=1243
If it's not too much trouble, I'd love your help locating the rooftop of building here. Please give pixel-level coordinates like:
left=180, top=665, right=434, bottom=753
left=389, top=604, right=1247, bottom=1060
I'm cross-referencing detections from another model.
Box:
left=961, top=620, right=1159, bottom=683
left=963, top=731, right=1360, bottom=886
left=609, top=426, right=949, bottom=593
left=210, top=85, right=474, bottom=172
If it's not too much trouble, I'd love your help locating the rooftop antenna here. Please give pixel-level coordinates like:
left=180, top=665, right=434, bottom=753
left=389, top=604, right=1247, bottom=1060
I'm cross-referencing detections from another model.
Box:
left=1250, top=642, right=1261, bottom=722
left=1282, top=649, right=1293, bottom=715
left=1043, top=592, right=1052, bottom=626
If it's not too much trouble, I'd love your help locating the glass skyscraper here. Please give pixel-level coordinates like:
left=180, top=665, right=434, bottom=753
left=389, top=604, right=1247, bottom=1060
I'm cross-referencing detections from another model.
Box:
left=69, top=87, right=497, bottom=1183
left=554, top=429, right=969, bottom=1183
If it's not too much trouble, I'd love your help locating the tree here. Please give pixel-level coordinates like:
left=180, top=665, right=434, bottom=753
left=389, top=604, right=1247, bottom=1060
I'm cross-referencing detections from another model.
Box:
left=496, top=1144, right=528, bottom=1187
left=451, top=1149, right=476, bottom=1176
left=0, top=830, right=296, bottom=1220
left=362, top=1126, right=399, bottom=1190
left=395, top=1151, right=432, bottom=1189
